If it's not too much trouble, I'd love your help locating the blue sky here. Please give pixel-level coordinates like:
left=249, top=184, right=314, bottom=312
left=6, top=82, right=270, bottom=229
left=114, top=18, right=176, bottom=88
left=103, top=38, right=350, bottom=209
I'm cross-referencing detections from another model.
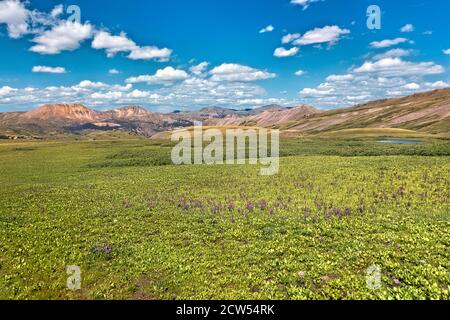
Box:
left=0, top=0, right=449, bottom=112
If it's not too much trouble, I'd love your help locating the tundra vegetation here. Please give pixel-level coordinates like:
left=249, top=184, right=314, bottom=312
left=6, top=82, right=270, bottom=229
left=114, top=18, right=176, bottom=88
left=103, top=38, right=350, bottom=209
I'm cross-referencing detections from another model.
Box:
left=0, top=135, right=449, bottom=299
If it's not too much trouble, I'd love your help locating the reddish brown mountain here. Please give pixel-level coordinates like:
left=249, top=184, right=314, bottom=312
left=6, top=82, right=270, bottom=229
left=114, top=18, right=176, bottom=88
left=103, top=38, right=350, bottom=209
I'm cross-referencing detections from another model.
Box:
left=211, top=105, right=320, bottom=127
left=24, top=104, right=100, bottom=122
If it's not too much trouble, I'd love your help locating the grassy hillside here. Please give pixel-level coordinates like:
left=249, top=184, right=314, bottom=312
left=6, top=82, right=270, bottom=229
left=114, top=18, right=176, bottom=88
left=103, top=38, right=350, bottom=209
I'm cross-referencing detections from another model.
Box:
left=0, top=137, right=449, bottom=299
left=283, top=88, right=450, bottom=135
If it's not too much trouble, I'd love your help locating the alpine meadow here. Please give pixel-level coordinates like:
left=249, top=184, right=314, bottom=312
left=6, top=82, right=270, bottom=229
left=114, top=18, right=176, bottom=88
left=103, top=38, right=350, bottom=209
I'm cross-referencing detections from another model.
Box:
left=0, top=0, right=449, bottom=303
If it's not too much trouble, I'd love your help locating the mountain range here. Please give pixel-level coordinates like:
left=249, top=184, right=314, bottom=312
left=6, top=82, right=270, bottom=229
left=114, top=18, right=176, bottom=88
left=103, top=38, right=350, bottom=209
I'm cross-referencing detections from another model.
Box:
left=0, top=88, right=449, bottom=139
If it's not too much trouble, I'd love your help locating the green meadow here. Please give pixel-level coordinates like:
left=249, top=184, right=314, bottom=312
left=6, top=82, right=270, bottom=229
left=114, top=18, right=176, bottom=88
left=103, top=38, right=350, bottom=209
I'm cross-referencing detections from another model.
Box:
left=0, top=136, right=449, bottom=300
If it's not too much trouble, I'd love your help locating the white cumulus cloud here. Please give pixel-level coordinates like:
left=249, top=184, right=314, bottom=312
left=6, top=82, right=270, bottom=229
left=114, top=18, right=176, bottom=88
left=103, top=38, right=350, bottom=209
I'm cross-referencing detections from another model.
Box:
left=400, top=24, right=414, bottom=33
left=373, top=48, right=412, bottom=60
left=210, top=63, right=276, bottom=82
left=0, top=0, right=29, bottom=38
left=402, top=83, right=420, bottom=90
left=32, top=66, right=67, bottom=74
left=424, top=81, right=449, bottom=89
left=50, top=4, right=64, bottom=18
left=30, top=21, right=93, bottom=54
left=0, top=75, right=283, bottom=111
left=189, top=62, right=209, bottom=75
left=293, top=25, right=350, bottom=46
left=300, top=87, right=334, bottom=96
left=370, top=38, right=410, bottom=49
left=92, top=31, right=136, bottom=57
left=259, top=25, right=274, bottom=33
left=274, top=47, right=299, bottom=58
left=353, top=58, right=444, bottom=77
left=126, top=67, right=189, bottom=85
left=92, top=30, right=172, bottom=61
left=291, top=0, right=321, bottom=10
left=127, top=46, right=172, bottom=61
left=298, top=53, right=448, bottom=109
left=0, top=86, right=17, bottom=96
left=326, top=74, right=354, bottom=81
left=78, top=80, right=108, bottom=89
left=109, top=69, right=120, bottom=75
left=282, top=33, right=301, bottom=44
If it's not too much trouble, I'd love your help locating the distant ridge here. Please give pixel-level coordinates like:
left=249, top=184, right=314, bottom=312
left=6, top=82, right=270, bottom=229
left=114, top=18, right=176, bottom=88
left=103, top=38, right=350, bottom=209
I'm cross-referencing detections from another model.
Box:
left=112, top=106, right=150, bottom=116
left=211, top=105, right=320, bottom=127
left=0, top=88, right=449, bottom=138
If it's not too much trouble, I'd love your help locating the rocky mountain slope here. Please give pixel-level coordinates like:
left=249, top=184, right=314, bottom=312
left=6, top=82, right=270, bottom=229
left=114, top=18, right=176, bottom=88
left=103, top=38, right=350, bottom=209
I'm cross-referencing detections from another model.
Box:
left=284, top=88, right=450, bottom=134
left=210, top=105, right=320, bottom=127
left=0, top=88, right=449, bottom=139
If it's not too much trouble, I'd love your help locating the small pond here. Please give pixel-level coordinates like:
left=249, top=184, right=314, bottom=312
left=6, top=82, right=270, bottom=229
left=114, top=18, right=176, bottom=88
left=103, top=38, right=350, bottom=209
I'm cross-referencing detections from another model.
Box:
left=378, top=139, right=423, bottom=144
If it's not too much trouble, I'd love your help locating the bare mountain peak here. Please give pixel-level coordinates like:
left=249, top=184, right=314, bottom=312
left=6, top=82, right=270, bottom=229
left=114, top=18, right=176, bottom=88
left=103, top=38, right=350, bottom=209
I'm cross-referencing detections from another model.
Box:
left=111, top=106, right=151, bottom=118
left=31, top=103, right=91, bottom=112
left=251, top=104, right=286, bottom=113
left=24, top=104, right=99, bottom=121
left=290, top=104, right=321, bottom=113
left=114, top=106, right=149, bottom=113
